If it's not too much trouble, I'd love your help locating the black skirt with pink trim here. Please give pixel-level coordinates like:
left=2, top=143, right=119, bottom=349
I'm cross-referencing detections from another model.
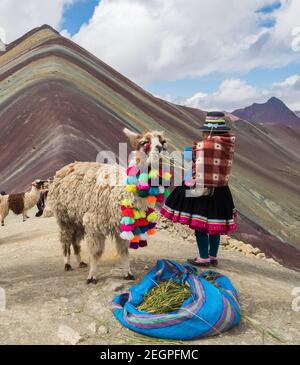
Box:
left=160, top=186, right=237, bottom=235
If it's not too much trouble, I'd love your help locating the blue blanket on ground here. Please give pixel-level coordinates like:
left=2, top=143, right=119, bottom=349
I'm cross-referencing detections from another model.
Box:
left=112, top=259, right=241, bottom=340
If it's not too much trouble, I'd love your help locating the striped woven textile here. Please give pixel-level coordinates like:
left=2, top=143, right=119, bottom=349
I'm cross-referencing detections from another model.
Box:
left=112, top=259, right=241, bottom=340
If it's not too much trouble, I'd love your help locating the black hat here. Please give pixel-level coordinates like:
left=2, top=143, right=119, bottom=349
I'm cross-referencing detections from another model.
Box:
left=200, top=111, right=230, bottom=132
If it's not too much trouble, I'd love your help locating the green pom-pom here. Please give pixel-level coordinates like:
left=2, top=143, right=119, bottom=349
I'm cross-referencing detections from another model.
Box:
left=133, top=209, right=141, bottom=219
left=138, top=189, right=149, bottom=198
left=164, top=188, right=170, bottom=198
left=121, top=217, right=135, bottom=225
left=138, top=173, right=149, bottom=182
left=133, top=227, right=142, bottom=235
left=147, top=212, right=158, bottom=222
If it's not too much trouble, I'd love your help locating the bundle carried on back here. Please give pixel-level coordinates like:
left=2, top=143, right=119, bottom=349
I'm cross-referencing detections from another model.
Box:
left=192, top=133, right=236, bottom=188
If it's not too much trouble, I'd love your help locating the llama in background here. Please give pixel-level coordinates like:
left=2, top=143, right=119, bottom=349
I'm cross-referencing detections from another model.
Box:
left=0, top=180, right=46, bottom=226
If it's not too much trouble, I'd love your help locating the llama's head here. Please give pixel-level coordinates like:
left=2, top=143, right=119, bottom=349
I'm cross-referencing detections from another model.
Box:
left=123, top=128, right=168, bottom=163
left=32, top=179, right=47, bottom=191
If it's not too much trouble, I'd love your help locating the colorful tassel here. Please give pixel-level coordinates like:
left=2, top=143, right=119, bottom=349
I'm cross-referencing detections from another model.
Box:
left=125, top=184, right=137, bottom=193
left=146, top=196, right=157, bottom=204
left=137, top=189, right=149, bottom=198
left=121, top=217, right=135, bottom=225
left=137, top=182, right=149, bottom=190
left=159, top=186, right=165, bottom=194
left=120, top=162, right=171, bottom=249
left=139, top=210, right=146, bottom=218
left=129, top=242, right=139, bottom=249
left=139, top=241, right=148, bottom=248
left=122, top=199, right=133, bottom=208
left=148, top=222, right=157, bottom=229
left=133, top=227, right=142, bottom=235
left=156, top=194, right=164, bottom=203
left=164, top=188, right=170, bottom=199
left=140, top=233, right=149, bottom=241
left=120, top=231, right=135, bottom=241
left=138, top=173, right=149, bottom=182
left=133, top=209, right=141, bottom=220
left=139, top=226, right=149, bottom=234
left=148, top=187, right=159, bottom=196
left=147, top=211, right=158, bottom=222
left=127, top=176, right=138, bottom=185
left=127, top=166, right=140, bottom=176
left=131, top=235, right=140, bottom=243
left=121, top=207, right=134, bottom=217
left=120, top=224, right=135, bottom=231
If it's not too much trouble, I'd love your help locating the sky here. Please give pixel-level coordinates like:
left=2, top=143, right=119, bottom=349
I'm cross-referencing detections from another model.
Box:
left=1, top=0, right=300, bottom=111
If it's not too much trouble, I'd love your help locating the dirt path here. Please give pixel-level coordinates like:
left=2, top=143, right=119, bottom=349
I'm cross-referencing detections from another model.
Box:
left=0, top=210, right=299, bottom=344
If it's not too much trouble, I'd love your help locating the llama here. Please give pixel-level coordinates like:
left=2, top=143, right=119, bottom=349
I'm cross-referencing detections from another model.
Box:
left=0, top=180, right=46, bottom=226
left=48, top=128, right=168, bottom=284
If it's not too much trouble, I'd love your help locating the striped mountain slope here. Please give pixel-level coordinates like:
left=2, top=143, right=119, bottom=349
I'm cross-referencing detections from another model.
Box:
left=0, top=25, right=299, bottom=267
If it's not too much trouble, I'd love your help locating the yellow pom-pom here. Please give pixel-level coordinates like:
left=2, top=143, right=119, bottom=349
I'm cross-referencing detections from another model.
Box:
left=125, top=184, right=137, bottom=193
left=139, top=210, right=146, bottom=218
left=147, top=212, right=158, bottom=222
left=133, top=209, right=141, bottom=220
left=121, top=199, right=132, bottom=207
left=163, top=172, right=172, bottom=180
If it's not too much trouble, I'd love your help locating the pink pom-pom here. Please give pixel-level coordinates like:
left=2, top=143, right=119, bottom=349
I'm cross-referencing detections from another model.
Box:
left=120, top=224, right=135, bottom=231
left=127, top=166, right=140, bottom=176
left=137, top=182, right=149, bottom=190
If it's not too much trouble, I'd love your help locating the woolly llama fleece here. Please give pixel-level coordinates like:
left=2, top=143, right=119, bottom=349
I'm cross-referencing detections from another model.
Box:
left=48, top=128, right=168, bottom=284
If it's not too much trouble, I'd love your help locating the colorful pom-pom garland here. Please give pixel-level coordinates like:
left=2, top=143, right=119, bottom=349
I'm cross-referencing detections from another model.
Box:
left=120, top=166, right=171, bottom=249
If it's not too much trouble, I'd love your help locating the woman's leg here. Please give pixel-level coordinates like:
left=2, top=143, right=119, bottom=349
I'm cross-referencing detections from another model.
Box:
left=209, top=235, right=220, bottom=258
left=195, top=231, right=209, bottom=259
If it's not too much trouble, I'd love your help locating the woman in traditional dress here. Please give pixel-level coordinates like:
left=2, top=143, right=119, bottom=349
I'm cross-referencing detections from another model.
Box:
left=160, top=112, right=237, bottom=267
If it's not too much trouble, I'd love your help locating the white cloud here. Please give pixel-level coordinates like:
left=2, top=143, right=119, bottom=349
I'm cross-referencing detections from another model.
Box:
left=271, top=74, right=300, bottom=110
left=72, top=0, right=300, bottom=84
left=184, top=79, right=263, bottom=111
left=183, top=74, right=300, bottom=111
left=0, top=0, right=74, bottom=42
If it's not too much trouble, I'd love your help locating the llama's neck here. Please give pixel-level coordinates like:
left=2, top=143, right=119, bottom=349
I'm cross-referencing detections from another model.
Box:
left=24, top=186, right=41, bottom=208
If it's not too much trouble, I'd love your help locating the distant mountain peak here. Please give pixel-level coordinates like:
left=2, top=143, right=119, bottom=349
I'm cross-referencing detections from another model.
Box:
left=232, top=97, right=300, bottom=126
left=267, top=96, right=283, bottom=104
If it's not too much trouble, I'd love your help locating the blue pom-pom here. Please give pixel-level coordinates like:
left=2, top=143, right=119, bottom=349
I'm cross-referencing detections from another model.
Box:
left=148, top=187, right=159, bottom=196
left=127, top=176, right=138, bottom=185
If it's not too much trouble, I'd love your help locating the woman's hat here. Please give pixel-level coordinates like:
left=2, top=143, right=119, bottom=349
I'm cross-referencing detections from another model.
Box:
left=200, top=111, right=230, bottom=132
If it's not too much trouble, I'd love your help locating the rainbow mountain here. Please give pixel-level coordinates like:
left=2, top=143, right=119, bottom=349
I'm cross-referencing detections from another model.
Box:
left=1, top=25, right=299, bottom=269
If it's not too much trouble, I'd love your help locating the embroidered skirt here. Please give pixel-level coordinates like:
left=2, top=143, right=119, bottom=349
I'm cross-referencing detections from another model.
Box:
left=160, top=185, right=237, bottom=235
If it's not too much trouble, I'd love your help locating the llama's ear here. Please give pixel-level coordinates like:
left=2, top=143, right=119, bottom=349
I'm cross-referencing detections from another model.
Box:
left=123, top=128, right=142, bottom=148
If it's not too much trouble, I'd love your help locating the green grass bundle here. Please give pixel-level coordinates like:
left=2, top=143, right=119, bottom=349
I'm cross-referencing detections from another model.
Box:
left=137, top=280, right=192, bottom=314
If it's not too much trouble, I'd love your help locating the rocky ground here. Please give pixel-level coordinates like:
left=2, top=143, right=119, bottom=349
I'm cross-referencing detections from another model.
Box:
left=0, top=210, right=299, bottom=345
